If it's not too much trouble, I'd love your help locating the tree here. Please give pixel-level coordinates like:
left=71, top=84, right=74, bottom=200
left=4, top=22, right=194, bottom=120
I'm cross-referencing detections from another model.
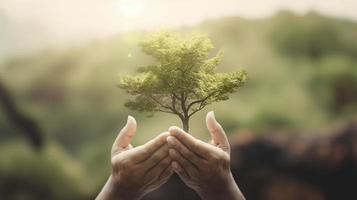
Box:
left=118, top=31, right=247, bottom=132
left=0, top=78, right=43, bottom=149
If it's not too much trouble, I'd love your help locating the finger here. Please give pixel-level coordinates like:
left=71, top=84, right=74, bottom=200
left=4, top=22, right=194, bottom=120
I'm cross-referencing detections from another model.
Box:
left=206, top=111, right=230, bottom=152
left=151, top=164, right=174, bottom=190
left=169, top=148, right=198, bottom=177
left=169, top=126, right=213, bottom=158
left=141, top=143, right=170, bottom=171
left=167, top=136, right=202, bottom=167
left=159, top=163, right=174, bottom=180
left=130, top=132, right=169, bottom=163
left=112, top=116, right=136, bottom=154
left=146, top=155, right=172, bottom=180
left=172, top=161, right=189, bottom=181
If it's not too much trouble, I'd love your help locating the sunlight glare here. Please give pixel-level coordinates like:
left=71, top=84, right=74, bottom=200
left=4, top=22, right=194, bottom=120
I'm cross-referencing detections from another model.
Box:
left=117, top=0, right=145, bottom=17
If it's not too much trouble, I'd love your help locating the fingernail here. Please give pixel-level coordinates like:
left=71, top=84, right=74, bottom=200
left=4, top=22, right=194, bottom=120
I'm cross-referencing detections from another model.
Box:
left=207, top=111, right=219, bottom=126
left=169, top=148, right=176, bottom=156
left=162, top=131, right=170, bottom=137
left=166, top=136, right=175, bottom=145
left=172, top=161, right=179, bottom=170
left=209, top=111, right=216, bottom=120
left=128, top=115, right=133, bottom=121
left=127, top=115, right=136, bottom=125
left=168, top=126, right=178, bottom=136
left=124, top=115, right=136, bottom=132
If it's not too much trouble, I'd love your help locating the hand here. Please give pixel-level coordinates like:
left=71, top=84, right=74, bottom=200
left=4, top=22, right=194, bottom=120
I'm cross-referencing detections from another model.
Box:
left=96, top=116, right=173, bottom=200
left=167, top=111, right=245, bottom=200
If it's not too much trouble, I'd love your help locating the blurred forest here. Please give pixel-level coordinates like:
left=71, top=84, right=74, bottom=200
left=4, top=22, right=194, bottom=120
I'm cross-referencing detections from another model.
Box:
left=0, top=10, right=357, bottom=199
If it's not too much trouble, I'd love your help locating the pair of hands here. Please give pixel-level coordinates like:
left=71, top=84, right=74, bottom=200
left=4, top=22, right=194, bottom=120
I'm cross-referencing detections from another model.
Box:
left=96, top=111, right=245, bottom=200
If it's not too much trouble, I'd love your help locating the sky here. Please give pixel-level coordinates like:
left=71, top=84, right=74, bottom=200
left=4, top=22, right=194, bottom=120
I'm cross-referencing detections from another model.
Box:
left=1, top=0, right=357, bottom=39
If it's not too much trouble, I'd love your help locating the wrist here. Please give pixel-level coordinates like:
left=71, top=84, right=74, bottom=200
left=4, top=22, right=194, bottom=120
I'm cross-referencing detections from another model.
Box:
left=197, top=172, right=245, bottom=200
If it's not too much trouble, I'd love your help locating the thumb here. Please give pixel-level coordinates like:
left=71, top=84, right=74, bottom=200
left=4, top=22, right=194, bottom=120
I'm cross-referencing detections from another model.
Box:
left=112, top=115, right=137, bottom=154
left=206, top=111, right=230, bottom=151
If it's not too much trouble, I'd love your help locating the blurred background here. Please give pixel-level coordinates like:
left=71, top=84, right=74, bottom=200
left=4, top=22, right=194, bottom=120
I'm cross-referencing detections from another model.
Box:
left=1, top=0, right=357, bottom=199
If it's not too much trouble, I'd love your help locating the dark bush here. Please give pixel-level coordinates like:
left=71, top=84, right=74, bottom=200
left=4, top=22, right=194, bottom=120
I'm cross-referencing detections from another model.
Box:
left=0, top=142, right=92, bottom=200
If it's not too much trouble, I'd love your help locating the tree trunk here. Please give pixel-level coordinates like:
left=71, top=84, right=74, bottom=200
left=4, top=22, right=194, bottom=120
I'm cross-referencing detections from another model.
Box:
left=181, top=117, right=189, bottom=132
left=0, top=78, right=43, bottom=149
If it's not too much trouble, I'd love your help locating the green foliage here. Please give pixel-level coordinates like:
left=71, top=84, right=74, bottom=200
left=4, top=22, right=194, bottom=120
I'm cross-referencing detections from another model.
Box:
left=118, top=31, right=247, bottom=130
left=309, top=56, right=357, bottom=114
left=0, top=142, right=92, bottom=200
left=270, top=11, right=357, bottom=59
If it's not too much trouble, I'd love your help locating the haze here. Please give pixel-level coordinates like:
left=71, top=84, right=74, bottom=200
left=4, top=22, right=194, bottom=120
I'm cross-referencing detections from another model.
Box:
left=1, top=0, right=356, bottom=40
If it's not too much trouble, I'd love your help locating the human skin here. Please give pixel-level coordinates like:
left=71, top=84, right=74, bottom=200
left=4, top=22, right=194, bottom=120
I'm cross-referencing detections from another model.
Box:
left=167, top=111, right=245, bottom=200
left=96, top=116, right=174, bottom=200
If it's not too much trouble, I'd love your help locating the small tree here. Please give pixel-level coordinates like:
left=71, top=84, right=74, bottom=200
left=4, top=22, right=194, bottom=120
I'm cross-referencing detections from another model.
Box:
left=118, top=31, right=247, bottom=132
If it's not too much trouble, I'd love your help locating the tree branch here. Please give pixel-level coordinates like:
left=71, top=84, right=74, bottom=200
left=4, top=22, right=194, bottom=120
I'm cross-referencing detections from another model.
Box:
left=188, top=89, right=200, bottom=99
left=180, top=92, right=188, bottom=118
left=147, top=94, right=185, bottom=118
left=187, top=91, right=216, bottom=111
left=155, top=109, right=176, bottom=114
left=171, top=94, right=184, bottom=119
left=147, top=95, right=172, bottom=110
left=188, top=101, right=207, bottom=117
left=172, top=92, right=181, bottom=101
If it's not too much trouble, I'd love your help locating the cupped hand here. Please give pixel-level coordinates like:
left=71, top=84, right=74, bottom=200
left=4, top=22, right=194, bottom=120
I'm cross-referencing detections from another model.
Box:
left=167, top=111, right=245, bottom=200
left=97, top=116, right=173, bottom=200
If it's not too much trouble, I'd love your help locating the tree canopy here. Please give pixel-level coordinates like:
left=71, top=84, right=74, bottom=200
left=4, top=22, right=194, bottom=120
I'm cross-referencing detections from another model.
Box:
left=118, top=31, right=247, bottom=131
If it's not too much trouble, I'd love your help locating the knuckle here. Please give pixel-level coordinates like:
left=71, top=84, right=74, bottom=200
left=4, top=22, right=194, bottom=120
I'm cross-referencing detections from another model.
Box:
left=222, top=154, right=230, bottom=166
left=169, top=138, right=178, bottom=147
left=111, top=159, right=119, bottom=174
left=112, top=156, right=132, bottom=174
left=111, top=155, right=122, bottom=166
left=192, top=140, right=199, bottom=149
left=201, top=159, right=210, bottom=169
left=173, top=140, right=179, bottom=148
left=210, top=127, right=220, bottom=134
left=186, top=151, right=195, bottom=160
left=118, top=157, right=132, bottom=169
left=159, top=159, right=169, bottom=168
left=111, top=156, right=118, bottom=166
left=141, top=147, right=149, bottom=155
left=181, top=158, right=190, bottom=167
left=210, top=152, right=223, bottom=163
left=210, top=125, right=223, bottom=135
left=209, top=152, right=219, bottom=161
left=175, top=144, right=183, bottom=153
left=151, top=154, right=161, bottom=163
left=212, top=152, right=230, bottom=166
left=135, top=167, right=145, bottom=177
left=164, top=146, right=170, bottom=154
